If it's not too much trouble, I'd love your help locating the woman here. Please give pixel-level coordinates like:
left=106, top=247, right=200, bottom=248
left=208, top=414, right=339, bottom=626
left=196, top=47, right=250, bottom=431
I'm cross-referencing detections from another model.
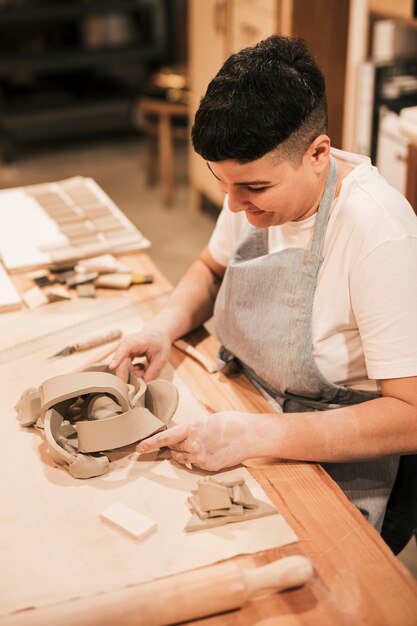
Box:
left=110, top=36, right=417, bottom=552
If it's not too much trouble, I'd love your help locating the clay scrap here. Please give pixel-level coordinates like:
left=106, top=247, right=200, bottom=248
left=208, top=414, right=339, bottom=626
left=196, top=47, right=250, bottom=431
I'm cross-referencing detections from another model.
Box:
left=185, top=477, right=277, bottom=532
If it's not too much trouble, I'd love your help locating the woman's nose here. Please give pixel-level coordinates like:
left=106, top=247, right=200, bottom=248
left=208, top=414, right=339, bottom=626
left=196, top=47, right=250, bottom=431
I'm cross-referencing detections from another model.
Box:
left=227, top=188, right=250, bottom=213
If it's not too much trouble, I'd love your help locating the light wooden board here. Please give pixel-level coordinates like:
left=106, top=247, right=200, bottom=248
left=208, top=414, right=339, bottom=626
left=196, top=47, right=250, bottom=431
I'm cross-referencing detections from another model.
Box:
left=0, top=177, right=150, bottom=271
left=0, top=299, right=297, bottom=617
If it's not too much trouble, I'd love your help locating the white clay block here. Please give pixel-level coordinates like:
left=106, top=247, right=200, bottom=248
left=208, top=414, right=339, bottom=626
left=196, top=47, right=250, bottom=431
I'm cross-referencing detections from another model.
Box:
left=100, top=502, right=156, bottom=541
left=95, top=273, right=132, bottom=289
left=22, top=286, right=48, bottom=309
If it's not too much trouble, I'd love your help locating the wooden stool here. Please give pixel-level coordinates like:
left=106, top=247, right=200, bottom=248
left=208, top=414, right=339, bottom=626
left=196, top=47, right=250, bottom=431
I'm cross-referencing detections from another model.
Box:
left=138, top=97, right=189, bottom=207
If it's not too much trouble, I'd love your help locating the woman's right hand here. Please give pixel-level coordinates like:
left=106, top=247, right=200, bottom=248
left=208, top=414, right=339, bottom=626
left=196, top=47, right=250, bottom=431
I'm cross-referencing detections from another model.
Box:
left=109, top=329, right=172, bottom=382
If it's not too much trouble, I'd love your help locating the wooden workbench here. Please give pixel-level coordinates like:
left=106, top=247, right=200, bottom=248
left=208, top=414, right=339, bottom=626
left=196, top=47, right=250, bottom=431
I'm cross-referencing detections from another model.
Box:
left=8, top=252, right=417, bottom=625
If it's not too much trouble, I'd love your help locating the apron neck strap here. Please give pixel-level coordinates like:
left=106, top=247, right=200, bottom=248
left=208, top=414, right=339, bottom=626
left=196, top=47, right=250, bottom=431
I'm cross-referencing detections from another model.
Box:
left=310, top=155, right=338, bottom=257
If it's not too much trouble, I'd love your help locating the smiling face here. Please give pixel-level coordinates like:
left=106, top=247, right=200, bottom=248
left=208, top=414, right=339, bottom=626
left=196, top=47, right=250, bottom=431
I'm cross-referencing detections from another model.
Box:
left=207, top=136, right=331, bottom=228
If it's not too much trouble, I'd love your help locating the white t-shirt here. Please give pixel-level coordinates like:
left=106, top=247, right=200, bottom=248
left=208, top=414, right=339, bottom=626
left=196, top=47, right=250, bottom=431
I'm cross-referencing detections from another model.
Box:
left=208, top=148, right=417, bottom=393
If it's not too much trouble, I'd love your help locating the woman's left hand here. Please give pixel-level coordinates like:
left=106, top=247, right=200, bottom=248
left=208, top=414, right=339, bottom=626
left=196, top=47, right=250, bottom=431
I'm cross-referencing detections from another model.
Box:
left=136, top=411, right=261, bottom=471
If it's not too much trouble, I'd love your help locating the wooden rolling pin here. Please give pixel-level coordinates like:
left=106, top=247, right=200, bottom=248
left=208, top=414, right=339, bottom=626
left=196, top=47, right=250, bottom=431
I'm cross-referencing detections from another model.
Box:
left=5, top=556, right=313, bottom=626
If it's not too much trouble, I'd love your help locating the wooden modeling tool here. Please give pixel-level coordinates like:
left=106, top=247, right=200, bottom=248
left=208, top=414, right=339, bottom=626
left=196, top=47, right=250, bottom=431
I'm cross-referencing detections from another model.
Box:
left=173, top=339, right=217, bottom=373
left=6, top=555, right=313, bottom=626
left=131, top=273, right=154, bottom=285
left=49, top=329, right=122, bottom=358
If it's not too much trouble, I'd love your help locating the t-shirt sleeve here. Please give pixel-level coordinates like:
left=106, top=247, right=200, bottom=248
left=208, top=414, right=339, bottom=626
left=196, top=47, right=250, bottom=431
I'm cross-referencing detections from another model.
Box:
left=350, top=234, right=417, bottom=380
left=208, top=195, right=248, bottom=266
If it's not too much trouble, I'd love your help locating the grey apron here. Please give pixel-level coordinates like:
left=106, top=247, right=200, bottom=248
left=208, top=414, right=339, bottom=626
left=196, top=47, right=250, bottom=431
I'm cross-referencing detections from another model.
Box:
left=214, top=156, right=399, bottom=531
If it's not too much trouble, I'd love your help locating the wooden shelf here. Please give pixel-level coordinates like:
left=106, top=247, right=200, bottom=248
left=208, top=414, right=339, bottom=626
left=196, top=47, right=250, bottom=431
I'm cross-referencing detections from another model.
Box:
left=369, top=0, right=417, bottom=24
left=0, top=0, right=147, bottom=23
left=0, top=0, right=166, bottom=160
left=0, top=45, right=156, bottom=76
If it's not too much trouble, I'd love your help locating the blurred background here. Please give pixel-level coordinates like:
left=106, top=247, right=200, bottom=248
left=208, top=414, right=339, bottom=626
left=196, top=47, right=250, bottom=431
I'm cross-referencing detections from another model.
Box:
left=0, top=1, right=416, bottom=280
left=0, top=0, right=416, bottom=573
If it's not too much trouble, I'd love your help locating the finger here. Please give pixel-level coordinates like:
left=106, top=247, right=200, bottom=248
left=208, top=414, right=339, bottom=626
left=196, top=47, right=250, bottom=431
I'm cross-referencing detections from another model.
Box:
left=142, top=365, right=161, bottom=383
left=169, top=441, right=189, bottom=452
left=136, top=424, right=189, bottom=453
left=114, top=357, right=132, bottom=383
left=142, top=352, right=167, bottom=383
left=109, top=336, right=147, bottom=370
left=171, top=450, right=192, bottom=467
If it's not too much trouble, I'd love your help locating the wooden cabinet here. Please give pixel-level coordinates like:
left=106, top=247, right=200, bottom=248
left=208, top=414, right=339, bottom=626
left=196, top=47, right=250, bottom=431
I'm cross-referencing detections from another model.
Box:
left=369, top=0, right=417, bottom=21
left=188, top=0, right=232, bottom=208
left=188, top=0, right=351, bottom=210
left=231, top=1, right=278, bottom=51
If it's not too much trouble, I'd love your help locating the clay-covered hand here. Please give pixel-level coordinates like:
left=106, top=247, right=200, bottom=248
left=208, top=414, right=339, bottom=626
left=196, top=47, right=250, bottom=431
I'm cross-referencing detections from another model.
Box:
left=136, top=411, right=261, bottom=471
left=109, top=329, right=171, bottom=382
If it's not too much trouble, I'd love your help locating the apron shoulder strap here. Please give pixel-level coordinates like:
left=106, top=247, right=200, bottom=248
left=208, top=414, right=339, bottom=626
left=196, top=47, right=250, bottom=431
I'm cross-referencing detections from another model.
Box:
left=310, top=155, right=339, bottom=257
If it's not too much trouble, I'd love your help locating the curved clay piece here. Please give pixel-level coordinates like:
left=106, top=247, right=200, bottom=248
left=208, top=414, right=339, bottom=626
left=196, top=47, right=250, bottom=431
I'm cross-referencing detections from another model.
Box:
left=56, top=434, right=77, bottom=455
left=44, top=408, right=110, bottom=478
left=68, top=453, right=109, bottom=479
left=60, top=421, right=77, bottom=438
left=44, top=408, right=77, bottom=465
left=40, top=372, right=130, bottom=418
left=145, top=380, right=179, bottom=423
left=84, top=364, right=146, bottom=403
left=130, top=378, right=147, bottom=408
left=77, top=407, right=166, bottom=453
left=83, top=395, right=123, bottom=421
left=127, top=371, right=145, bottom=394
left=84, top=364, right=142, bottom=389
left=66, top=397, right=85, bottom=421
left=15, top=387, right=41, bottom=426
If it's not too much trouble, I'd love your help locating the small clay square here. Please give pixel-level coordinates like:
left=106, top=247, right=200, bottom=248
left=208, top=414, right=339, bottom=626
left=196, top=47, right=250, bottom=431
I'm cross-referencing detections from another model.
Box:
left=208, top=504, right=244, bottom=518
left=198, top=480, right=231, bottom=512
left=232, top=483, right=258, bottom=509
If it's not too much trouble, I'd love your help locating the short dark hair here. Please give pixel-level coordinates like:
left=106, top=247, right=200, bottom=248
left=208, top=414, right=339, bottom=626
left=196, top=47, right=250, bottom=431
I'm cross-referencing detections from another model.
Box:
left=191, top=35, right=328, bottom=165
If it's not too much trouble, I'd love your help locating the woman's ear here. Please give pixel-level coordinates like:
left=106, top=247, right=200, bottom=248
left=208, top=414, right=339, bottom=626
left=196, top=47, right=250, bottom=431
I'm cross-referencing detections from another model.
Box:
left=306, top=135, right=331, bottom=171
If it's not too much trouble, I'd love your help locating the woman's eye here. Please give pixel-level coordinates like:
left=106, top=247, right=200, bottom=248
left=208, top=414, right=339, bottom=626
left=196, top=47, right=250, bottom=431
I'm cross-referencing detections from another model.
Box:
left=247, top=186, right=267, bottom=194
